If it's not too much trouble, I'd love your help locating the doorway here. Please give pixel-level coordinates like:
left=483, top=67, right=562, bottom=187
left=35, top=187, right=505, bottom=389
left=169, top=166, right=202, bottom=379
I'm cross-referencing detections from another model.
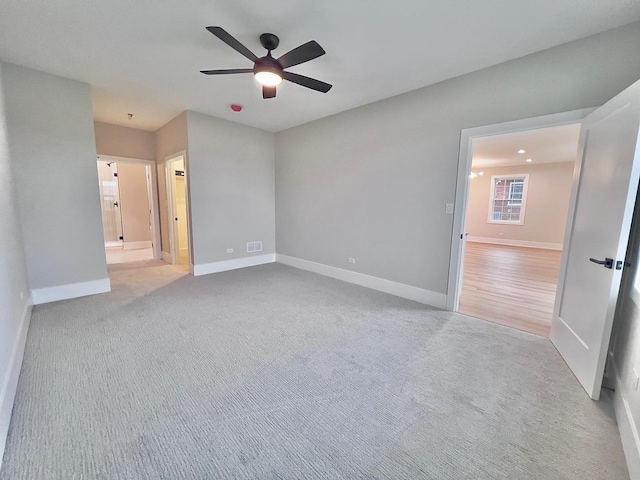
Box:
left=447, top=109, right=593, bottom=336
left=456, top=124, right=580, bottom=336
left=97, top=155, right=162, bottom=265
left=165, top=153, right=191, bottom=267
left=446, top=81, right=640, bottom=403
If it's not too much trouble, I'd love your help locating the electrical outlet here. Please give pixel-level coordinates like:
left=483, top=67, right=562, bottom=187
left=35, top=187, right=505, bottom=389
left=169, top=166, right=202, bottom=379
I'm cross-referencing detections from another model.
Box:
left=634, top=368, right=639, bottom=391
left=348, top=258, right=356, bottom=264
left=226, top=248, right=233, bottom=254
left=445, top=203, right=454, bottom=214
left=20, top=291, right=24, bottom=301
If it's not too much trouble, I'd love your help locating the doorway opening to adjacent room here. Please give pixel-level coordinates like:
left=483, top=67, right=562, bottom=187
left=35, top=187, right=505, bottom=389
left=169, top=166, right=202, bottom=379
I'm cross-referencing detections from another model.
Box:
left=165, top=152, right=191, bottom=269
left=447, top=110, right=590, bottom=337
left=97, top=155, right=162, bottom=266
left=450, top=80, right=640, bottom=403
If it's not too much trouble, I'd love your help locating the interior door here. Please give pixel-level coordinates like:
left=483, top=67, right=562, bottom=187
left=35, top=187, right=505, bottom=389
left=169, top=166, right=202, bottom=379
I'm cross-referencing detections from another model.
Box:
left=551, top=80, right=640, bottom=399
left=97, top=160, right=124, bottom=245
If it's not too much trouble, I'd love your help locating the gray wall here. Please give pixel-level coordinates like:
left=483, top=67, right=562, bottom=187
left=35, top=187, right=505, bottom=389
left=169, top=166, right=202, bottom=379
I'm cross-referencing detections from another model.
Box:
left=0, top=61, right=30, bottom=462
left=94, top=121, right=156, bottom=161
left=2, top=63, right=107, bottom=289
left=466, top=162, right=575, bottom=245
left=155, top=112, right=188, bottom=255
left=275, top=22, right=640, bottom=294
left=186, top=111, right=275, bottom=265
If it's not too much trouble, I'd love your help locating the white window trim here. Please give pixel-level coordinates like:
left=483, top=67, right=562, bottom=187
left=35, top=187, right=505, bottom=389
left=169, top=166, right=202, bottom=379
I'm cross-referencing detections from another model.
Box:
left=487, top=173, right=529, bottom=225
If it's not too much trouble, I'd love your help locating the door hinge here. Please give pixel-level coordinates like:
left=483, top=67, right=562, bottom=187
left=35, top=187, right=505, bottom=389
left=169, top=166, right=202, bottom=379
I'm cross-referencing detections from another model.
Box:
left=113, top=172, right=118, bottom=177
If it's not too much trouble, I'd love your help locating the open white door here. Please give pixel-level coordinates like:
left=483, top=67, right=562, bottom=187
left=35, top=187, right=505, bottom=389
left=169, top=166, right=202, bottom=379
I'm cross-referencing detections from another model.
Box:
left=552, top=80, right=640, bottom=399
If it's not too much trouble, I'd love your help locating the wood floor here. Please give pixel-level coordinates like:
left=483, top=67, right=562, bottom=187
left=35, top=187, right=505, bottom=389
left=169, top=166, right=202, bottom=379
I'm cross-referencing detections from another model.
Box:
left=457, top=242, right=562, bottom=337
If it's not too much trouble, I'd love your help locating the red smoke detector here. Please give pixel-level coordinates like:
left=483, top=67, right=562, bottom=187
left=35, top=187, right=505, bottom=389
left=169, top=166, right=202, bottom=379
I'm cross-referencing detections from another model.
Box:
left=230, top=104, right=242, bottom=112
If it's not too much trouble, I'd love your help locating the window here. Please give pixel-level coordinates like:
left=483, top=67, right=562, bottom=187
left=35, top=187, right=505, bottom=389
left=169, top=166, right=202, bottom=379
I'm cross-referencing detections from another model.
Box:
left=488, top=174, right=529, bottom=225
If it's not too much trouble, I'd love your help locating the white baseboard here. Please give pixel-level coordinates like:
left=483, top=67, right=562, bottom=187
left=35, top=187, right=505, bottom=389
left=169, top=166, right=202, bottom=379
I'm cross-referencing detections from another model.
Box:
left=467, top=236, right=563, bottom=250
left=162, top=251, right=173, bottom=263
left=0, top=300, right=32, bottom=469
left=193, top=253, right=276, bottom=276
left=123, top=241, right=152, bottom=250
left=31, top=278, right=111, bottom=305
left=612, top=361, right=640, bottom=479
left=276, top=254, right=447, bottom=309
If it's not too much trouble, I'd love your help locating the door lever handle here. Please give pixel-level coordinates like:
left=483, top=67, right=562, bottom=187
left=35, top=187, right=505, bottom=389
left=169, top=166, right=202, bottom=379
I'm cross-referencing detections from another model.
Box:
left=589, top=257, right=614, bottom=269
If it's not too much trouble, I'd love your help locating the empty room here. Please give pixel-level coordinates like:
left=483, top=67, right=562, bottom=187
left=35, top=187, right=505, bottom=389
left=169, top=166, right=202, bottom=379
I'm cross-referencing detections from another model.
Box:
left=1, top=2, right=640, bottom=479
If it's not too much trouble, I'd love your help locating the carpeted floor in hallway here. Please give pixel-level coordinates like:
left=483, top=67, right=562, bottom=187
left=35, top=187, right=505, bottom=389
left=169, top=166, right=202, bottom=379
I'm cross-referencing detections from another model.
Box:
left=0, top=263, right=630, bottom=479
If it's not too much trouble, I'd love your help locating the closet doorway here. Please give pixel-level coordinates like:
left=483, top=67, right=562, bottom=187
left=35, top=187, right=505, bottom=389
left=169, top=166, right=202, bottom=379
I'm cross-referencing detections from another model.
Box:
left=165, top=153, right=191, bottom=267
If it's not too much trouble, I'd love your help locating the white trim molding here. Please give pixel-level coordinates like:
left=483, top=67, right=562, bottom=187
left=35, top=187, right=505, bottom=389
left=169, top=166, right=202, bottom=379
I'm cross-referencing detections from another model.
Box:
left=467, top=236, right=563, bottom=251
left=0, top=300, right=32, bottom=468
left=612, top=361, right=640, bottom=479
left=277, top=254, right=447, bottom=309
left=162, top=251, right=173, bottom=264
left=193, top=254, right=276, bottom=276
left=123, top=240, right=152, bottom=250
left=31, top=278, right=111, bottom=305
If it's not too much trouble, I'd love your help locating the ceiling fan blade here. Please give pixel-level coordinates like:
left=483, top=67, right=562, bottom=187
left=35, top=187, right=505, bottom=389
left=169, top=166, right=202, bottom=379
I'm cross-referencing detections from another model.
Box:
left=200, top=68, right=253, bottom=75
left=277, top=40, right=326, bottom=68
left=283, top=71, right=332, bottom=93
left=263, top=86, right=276, bottom=99
left=206, top=26, right=258, bottom=62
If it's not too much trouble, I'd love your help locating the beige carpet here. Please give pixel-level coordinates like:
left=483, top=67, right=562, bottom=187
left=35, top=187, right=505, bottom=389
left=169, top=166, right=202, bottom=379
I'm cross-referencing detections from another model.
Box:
left=0, top=262, right=630, bottom=479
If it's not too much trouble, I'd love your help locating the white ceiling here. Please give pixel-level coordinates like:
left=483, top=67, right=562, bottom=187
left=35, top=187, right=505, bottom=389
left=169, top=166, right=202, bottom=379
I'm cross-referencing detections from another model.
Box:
left=0, top=1, right=639, bottom=133
left=472, top=123, right=582, bottom=169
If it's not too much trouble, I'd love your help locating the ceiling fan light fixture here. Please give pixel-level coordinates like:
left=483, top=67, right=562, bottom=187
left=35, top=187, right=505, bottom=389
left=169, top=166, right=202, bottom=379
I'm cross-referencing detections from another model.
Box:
left=254, top=70, right=282, bottom=86
left=201, top=27, right=332, bottom=98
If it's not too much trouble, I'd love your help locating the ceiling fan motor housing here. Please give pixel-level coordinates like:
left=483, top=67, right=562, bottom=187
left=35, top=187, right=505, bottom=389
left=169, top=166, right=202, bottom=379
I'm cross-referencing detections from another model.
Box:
left=259, top=33, right=280, bottom=51
left=253, top=55, right=284, bottom=77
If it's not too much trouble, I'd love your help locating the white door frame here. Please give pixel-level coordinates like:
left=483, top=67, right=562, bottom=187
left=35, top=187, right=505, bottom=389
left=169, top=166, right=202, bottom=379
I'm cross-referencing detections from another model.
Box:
left=446, top=108, right=595, bottom=311
left=164, top=151, right=193, bottom=271
left=97, top=155, right=162, bottom=260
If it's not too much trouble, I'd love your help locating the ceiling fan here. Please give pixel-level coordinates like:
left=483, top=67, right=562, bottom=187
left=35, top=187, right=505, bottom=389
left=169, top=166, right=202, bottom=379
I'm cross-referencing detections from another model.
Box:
left=200, top=26, right=332, bottom=99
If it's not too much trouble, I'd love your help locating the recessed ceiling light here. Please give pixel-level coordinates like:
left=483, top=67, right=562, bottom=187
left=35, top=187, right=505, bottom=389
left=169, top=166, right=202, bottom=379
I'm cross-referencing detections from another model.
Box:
left=518, top=149, right=526, bottom=154
left=526, top=158, right=533, bottom=163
